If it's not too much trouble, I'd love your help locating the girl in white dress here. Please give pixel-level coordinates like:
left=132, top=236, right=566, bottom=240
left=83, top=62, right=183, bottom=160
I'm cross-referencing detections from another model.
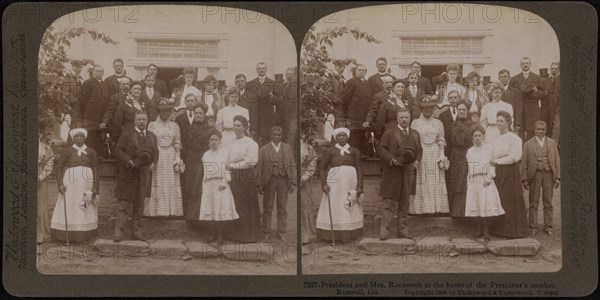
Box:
left=199, top=130, right=239, bottom=245
left=465, top=125, right=504, bottom=241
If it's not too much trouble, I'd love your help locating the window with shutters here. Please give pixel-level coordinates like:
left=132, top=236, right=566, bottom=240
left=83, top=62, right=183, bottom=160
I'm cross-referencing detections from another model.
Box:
left=400, top=37, right=484, bottom=56
left=136, top=40, right=219, bottom=60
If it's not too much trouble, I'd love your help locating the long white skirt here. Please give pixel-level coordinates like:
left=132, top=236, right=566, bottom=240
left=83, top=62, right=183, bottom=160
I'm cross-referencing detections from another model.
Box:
left=316, top=165, right=364, bottom=231
left=464, top=174, right=505, bottom=217
left=199, top=178, right=239, bottom=221
left=51, top=166, right=98, bottom=232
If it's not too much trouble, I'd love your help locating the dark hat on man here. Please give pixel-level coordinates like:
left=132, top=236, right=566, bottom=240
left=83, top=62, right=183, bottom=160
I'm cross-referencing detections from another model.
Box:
left=169, top=77, right=185, bottom=89
left=156, top=97, right=175, bottom=110
left=132, top=148, right=152, bottom=167
left=419, top=94, right=438, bottom=107
left=539, top=68, right=549, bottom=78
left=397, top=146, right=416, bottom=165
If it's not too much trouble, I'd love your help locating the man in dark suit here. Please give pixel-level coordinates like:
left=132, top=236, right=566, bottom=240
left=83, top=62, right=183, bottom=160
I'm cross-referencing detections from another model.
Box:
left=342, top=64, right=372, bottom=156
left=498, top=69, right=523, bottom=136
left=114, top=110, right=158, bottom=242
left=246, top=62, right=283, bottom=145
left=146, top=63, right=169, bottom=97
left=363, top=75, right=393, bottom=136
left=509, top=57, right=546, bottom=139
left=103, top=77, right=131, bottom=132
left=75, top=64, right=110, bottom=156
left=140, top=74, right=163, bottom=121
left=437, top=90, right=461, bottom=156
left=257, top=126, right=296, bottom=241
left=405, top=61, right=433, bottom=93
left=235, top=74, right=258, bottom=139
left=367, top=57, right=395, bottom=96
left=282, top=67, right=298, bottom=146
left=542, top=62, right=560, bottom=138
left=330, top=61, right=347, bottom=124
left=378, top=109, right=422, bottom=240
left=104, top=58, right=132, bottom=99
left=520, top=121, right=560, bottom=236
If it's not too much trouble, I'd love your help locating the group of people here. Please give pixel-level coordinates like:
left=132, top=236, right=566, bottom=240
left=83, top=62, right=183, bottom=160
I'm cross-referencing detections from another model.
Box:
left=37, top=60, right=298, bottom=246
left=301, top=57, right=561, bottom=244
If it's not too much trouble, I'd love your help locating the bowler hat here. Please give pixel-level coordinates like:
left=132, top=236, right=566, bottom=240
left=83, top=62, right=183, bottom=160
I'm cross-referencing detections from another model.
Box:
left=539, top=68, right=549, bottom=78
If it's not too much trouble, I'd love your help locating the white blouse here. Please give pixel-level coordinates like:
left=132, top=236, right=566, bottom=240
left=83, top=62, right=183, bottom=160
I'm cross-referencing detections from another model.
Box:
left=467, top=144, right=496, bottom=181
left=227, top=136, right=258, bottom=169
left=491, top=131, right=522, bottom=165
left=216, top=105, right=250, bottom=131
left=480, top=100, right=514, bottom=127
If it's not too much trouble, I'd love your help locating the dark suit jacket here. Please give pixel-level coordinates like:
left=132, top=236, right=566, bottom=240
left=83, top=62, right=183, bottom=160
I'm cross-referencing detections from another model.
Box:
left=105, top=74, right=133, bottom=101
left=199, top=93, right=225, bottom=117
left=64, top=73, right=83, bottom=118
left=329, top=72, right=346, bottom=120
left=238, top=89, right=258, bottom=133
left=405, top=76, right=433, bottom=93
left=140, top=87, right=163, bottom=122
left=77, top=78, right=110, bottom=129
left=246, top=77, right=283, bottom=141
left=367, top=73, right=396, bottom=96
left=174, top=111, right=195, bottom=155
left=342, top=77, right=372, bottom=128
left=114, top=128, right=159, bottom=201
left=144, top=78, right=169, bottom=99
left=437, top=109, right=456, bottom=157
left=378, top=126, right=422, bottom=199
left=257, top=142, right=296, bottom=187
left=520, top=137, right=560, bottom=181
left=501, top=85, right=523, bottom=129
left=509, top=72, right=545, bottom=130
left=365, top=90, right=391, bottom=125
left=404, top=85, right=425, bottom=121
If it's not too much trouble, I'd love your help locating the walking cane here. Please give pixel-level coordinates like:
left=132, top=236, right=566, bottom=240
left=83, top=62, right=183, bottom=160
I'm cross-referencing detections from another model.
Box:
left=326, top=192, right=335, bottom=247
left=61, top=190, right=70, bottom=246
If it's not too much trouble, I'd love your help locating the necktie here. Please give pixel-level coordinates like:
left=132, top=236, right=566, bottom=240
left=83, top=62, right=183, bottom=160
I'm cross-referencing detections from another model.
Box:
left=452, top=107, right=456, bottom=114
left=189, top=110, right=193, bottom=118
left=140, top=130, right=145, bottom=137
left=402, top=128, right=408, bottom=135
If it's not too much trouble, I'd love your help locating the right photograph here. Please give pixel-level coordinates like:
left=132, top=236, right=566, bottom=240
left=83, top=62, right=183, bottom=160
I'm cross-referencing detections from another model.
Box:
left=300, top=3, right=561, bottom=274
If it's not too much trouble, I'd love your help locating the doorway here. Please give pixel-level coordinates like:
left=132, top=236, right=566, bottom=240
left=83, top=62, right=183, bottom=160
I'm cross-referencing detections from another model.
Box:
left=157, top=67, right=184, bottom=94
left=421, top=64, right=463, bottom=82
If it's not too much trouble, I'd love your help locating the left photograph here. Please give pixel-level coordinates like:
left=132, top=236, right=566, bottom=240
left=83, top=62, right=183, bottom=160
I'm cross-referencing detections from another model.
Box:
left=37, top=4, right=298, bottom=275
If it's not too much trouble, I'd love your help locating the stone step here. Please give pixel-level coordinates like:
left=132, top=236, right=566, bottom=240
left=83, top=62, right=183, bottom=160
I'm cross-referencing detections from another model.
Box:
left=101, top=218, right=208, bottom=240
left=91, top=239, right=279, bottom=261
left=358, top=236, right=541, bottom=257
left=367, top=215, right=477, bottom=238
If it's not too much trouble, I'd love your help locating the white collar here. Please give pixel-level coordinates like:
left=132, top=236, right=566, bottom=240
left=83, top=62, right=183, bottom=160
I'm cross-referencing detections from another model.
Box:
left=72, top=144, right=88, bottom=156
left=523, top=70, right=531, bottom=77
left=271, top=141, right=281, bottom=150
left=335, top=143, right=350, bottom=156
left=536, top=136, right=546, bottom=145
left=146, top=86, right=153, bottom=90
left=398, top=125, right=409, bottom=132
left=378, top=72, right=388, bottom=76
left=259, top=76, right=267, bottom=81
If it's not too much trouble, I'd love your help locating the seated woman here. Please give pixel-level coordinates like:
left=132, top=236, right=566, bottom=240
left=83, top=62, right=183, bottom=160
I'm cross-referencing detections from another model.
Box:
left=50, top=128, right=99, bottom=243
left=316, top=127, right=364, bottom=242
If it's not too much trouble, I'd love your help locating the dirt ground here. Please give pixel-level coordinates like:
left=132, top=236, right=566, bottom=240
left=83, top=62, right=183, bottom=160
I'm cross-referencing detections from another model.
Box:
left=301, top=182, right=562, bottom=274
left=37, top=191, right=298, bottom=275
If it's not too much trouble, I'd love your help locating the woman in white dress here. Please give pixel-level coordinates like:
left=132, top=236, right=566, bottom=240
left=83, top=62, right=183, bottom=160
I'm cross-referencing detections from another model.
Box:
left=410, top=95, right=449, bottom=214
left=200, top=130, right=239, bottom=245
left=216, top=89, right=250, bottom=148
left=465, top=125, right=504, bottom=241
left=145, top=98, right=184, bottom=217
left=480, top=83, right=514, bottom=143
left=50, top=128, right=99, bottom=243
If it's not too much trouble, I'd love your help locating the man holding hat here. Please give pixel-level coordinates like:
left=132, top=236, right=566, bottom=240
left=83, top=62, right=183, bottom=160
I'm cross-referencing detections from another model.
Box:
left=113, top=110, right=158, bottom=242
left=378, top=109, right=422, bottom=240
left=508, top=57, right=546, bottom=139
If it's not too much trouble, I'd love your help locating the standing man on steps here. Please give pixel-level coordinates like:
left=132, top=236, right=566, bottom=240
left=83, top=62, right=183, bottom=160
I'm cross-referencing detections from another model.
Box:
left=377, top=109, right=422, bottom=240
left=113, top=110, right=158, bottom=242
